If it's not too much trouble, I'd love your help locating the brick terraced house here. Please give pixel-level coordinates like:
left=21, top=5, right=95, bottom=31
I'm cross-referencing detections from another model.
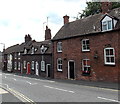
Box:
left=4, top=26, right=53, bottom=78
left=52, top=3, right=120, bottom=82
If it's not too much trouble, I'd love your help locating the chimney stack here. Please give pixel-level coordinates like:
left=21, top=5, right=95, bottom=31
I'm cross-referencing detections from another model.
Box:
left=63, top=15, right=69, bottom=25
left=45, top=26, right=51, bottom=40
left=101, top=2, right=112, bottom=14
left=25, top=34, right=32, bottom=43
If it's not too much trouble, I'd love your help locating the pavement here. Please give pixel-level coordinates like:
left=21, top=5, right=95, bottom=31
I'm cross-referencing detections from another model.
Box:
left=12, top=72, right=119, bottom=90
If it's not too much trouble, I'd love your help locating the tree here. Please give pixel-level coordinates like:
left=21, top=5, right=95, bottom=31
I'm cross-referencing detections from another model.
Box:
left=78, top=2, right=120, bottom=19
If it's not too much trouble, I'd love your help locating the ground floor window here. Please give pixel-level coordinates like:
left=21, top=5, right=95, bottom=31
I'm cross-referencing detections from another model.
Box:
left=57, top=58, right=62, bottom=71
left=18, top=62, right=20, bottom=70
left=14, top=62, right=17, bottom=70
left=24, top=61, right=26, bottom=69
left=104, top=48, right=115, bottom=65
left=82, top=59, right=91, bottom=76
left=31, top=61, right=34, bottom=70
left=41, top=61, right=45, bottom=71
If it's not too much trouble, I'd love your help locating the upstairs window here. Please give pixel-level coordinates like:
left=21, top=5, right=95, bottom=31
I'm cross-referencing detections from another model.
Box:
left=104, top=48, right=115, bottom=65
left=57, top=58, right=62, bottom=71
left=24, top=49, right=27, bottom=54
left=82, top=59, right=91, bottom=76
left=18, top=52, right=20, bottom=59
left=102, top=20, right=112, bottom=31
left=82, top=39, right=90, bottom=52
left=31, top=47, right=34, bottom=54
left=57, top=42, right=62, bottom=52
left=14, top=53, right=17, bottom=59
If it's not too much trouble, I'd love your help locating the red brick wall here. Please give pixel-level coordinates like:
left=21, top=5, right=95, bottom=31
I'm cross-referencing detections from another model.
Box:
left=53, top=30, right=119, bottom=82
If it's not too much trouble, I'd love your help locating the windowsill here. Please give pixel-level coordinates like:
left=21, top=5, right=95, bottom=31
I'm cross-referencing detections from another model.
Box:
left=102, top=29, right=113, bottom=32
left=104, top=63, right=115, bottom=66
left=57, top=69, right=63, bottom=72
left=82, top=50, right=90, bottom=52
left=57, top=51, right=62, bottom=53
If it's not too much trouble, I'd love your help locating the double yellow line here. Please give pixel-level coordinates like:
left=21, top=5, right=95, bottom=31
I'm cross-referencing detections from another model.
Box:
left=0, top=85, right=36, bottom=104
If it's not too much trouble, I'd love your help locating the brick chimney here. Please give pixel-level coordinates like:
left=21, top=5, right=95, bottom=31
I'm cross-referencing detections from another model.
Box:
left=45, top=26, right=51, bottom=40
left=101, top=2, right=112, bottom=14
left=25, top=34, right=32, bottom=43
left=63, top=15, right=69, bottom=25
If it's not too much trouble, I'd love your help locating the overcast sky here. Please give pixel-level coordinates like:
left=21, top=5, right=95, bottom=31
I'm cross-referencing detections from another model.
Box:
left=0, top=0, right=87, bottom=51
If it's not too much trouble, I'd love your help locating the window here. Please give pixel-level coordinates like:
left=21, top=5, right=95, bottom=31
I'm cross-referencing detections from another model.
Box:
left=14, top=62, right=17, bottom=70
left=24, top=49, right=27, bottom=54
left=14, top=53, right=17, bottom=59
left=102, top=20, right=112, bottom=31
left=31, top=47, right=34, bottom=54
left=57, top=42, right=62, bottom=52
left=18, top=62, right=20, bottom=70
left=104, top=48, right=115, bottom=65
left=24, top=61, right=26, bottom=69
left=18, top=52, right=20, bottom=59
left=41, top=61, right=45, bottom=71
left=82, top=39, right=90, bottom=51
left=57, top=58, right=62, bottom=71
left=82, top=59, right=91, bottom=76
left=31, top=61, right=34, bottom=70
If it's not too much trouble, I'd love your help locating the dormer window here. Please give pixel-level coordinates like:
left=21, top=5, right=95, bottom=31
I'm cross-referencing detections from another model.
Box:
left=31, top=47, right=34, bottom=54
left=102, top=20, right=112, bottom=31
left=40, top=45, right=47, bottom=54
left=24, top=49, right=27, bottom=54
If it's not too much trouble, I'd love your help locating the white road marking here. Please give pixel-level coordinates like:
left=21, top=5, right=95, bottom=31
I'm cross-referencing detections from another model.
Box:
left=0, top=74, right=2, bottom=75
left=0, top=88, right=8, bottom=94
left=97, top=96, right=120, bottom=103
left=13, top=78, right=16, bottom=81
left=44, top=85, right=75, bottom=93
left=4, top=76, right=6, bottom=78
left=26, top=81, right=37, bottom=85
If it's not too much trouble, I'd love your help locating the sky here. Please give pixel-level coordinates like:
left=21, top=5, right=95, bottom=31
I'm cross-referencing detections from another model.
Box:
left=0, top=0, right=87, bottom=51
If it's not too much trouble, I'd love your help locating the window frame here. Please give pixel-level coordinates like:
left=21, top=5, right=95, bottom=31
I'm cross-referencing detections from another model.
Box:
left=41, top=61, right=45, bottom=71
left=14, top=62, right=17, bottom=70
left=102, top=20, right=113, bottom=31
left=82, top=39, right=90, bottom=52
left=57, top=42, right=62, bottom=53
left=18, top=62, right=21, bottom=70
left=104, top=48, right=115, bottom=65
left=31, top=47, right=34, bottom=54
left=57, top=58, right=62, bottom=71
left=23, top=61, right=26, bottom=69
left=31, top=61, right=35, bottom=70
left=82, top=59, right=91, bottom=76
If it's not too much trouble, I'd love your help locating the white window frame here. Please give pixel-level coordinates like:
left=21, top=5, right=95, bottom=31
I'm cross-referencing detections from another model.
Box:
left=31, top=61, right=34, bottom=70
left=24, top=61, right=26, bottom=69
left=102, top=20, right=112, bottom=31
left=41, top=61, right=45, bottom=71
left=24, top=49, right=27, bottom=54
left=82, top=39, right=90, bottom=52
left=104, top=48, right=115, bottom=65
left=57, top=58, right=62, bottom=71
left=18, top=52, right=20, bottom=59
left=57, top=42, right=62, bottom=52
left=31, top=47, right=34, bottom=54
left=18, top=62, right=21, bottom=70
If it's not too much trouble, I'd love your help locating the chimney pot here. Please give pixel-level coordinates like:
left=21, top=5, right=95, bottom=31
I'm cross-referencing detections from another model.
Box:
left=101, top=2, right=112, bottom=14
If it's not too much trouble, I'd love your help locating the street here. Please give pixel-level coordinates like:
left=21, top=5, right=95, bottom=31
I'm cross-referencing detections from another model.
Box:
left=0, top=71, right=119, bottom=103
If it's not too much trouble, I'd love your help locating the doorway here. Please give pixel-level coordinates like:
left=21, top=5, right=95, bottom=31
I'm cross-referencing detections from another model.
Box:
left=27, top=62, right=30, bottom=74
left=35, top=61, right=39, bottom=76
left=68, top=61, right=75, bottom=79
left=46, top=64, right=51, bottom=77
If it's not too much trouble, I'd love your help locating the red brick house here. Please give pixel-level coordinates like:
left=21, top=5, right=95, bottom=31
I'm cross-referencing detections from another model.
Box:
left=52, top=3, right=120, bottom=82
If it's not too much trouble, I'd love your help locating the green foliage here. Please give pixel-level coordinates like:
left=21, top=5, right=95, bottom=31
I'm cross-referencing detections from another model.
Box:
left=78, top=2, right=120, bottom=19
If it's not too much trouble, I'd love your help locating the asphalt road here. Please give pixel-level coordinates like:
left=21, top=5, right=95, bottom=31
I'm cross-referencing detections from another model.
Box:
left=0, top=71, right=119, bottom=103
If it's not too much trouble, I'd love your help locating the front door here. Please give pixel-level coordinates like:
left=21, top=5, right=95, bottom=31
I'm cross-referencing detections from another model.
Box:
left=27, top=62, right=30, bottom=74
left=35, top=61, right=39, bottom=76
left=46, top=64, right=51, bottom=77
left=68, top=61, right=75, bottom=79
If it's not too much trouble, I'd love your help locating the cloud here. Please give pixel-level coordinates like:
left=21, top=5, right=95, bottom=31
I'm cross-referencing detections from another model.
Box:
left=0, top=0, right=86, bottom=51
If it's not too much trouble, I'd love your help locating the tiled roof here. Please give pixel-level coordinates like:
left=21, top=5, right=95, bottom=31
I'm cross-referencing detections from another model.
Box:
left=53, top=7, right=120, bottom=40
left=28, top=40, right=52, bottom=54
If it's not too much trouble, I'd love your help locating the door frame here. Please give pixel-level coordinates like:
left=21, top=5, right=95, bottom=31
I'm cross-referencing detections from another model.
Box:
left=27, top=62, right=30, bottom=74
left=68, top=60, right=75, bottom=79
left=46, top=64, right=51, bottom=77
